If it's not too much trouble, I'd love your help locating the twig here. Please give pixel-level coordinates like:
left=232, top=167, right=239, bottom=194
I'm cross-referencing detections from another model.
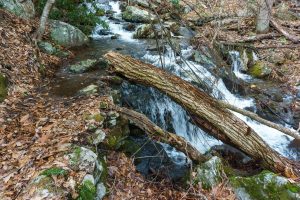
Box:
left=270, top=19, right=300, bottom=43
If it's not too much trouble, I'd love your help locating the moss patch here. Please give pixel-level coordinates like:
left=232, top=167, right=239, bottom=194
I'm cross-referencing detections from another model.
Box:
left=40, top=167, right=68, bottom=177
left=231, top=170, right=300, bottom=200
left=77, top=180, right=96, bottom=200
left=0, top=73, right=8, bottom=102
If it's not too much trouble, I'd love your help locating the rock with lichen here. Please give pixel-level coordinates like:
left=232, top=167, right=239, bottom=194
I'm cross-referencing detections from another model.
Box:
left=194, top=156, right=225, bottom=190
left=231, top=170, right=300, bottom=200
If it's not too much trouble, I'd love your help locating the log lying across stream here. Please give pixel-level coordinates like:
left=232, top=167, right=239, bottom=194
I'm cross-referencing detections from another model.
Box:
left=116, top=106, right=208, bottom=164
left=104, top=51, right=300, bottom=178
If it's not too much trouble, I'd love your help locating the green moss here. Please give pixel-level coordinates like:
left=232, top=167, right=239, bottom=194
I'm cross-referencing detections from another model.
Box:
left=0, top=73, right=8, bottom=102
left=99, top=101, right=109, bottom=109
left=248, top=61, right=272, bottom=78
left=95, top=8, right=105, bottom=16
left=77, top=180, right=96, bottom=200
left=230, top=170, right=300, bottom=200
left=105, top=117, right=130, bottom=150
left=70, top=146, right=82, bottom=166
left=40, top=167, right=67, bottom=177
left=90, top=114, right=105, bottom=123
left=120, top=139, right=141, bottom=156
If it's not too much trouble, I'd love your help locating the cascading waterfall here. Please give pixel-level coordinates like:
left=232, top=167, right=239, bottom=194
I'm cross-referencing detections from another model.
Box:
left=91, top=1, right=299, bottom=160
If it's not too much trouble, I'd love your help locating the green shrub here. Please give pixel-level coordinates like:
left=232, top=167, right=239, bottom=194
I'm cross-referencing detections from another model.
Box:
left=36, top=0, right=108, bottom=34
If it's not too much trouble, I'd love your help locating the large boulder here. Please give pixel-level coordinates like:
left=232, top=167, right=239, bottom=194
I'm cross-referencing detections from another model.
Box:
left=50, top=20, right=89, bottom=48
left=231, top=171, right=300, bottom=200
left=133, top=23, right=175, bottom=39
left=122, top=6, right=155, bottom=23
left=0, top=0, right=35, bottom=19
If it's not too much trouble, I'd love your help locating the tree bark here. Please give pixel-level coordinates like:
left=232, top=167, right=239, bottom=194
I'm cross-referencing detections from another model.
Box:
left=256, top=0, right=274, bottom=33
left=104, top=51, right=300, bottom=178
left=116, top=106, right=208, bottom=164
left=35, top=0, right=56, bottom=41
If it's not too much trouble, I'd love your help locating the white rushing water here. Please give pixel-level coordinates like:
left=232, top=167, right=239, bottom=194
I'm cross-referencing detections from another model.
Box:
left=91, top=1, right=135, bottom=41
left=93, top=1, right=297, bottom=159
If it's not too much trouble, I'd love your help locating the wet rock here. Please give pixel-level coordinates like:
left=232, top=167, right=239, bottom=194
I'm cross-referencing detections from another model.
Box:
left=68, top=147, right=97, bottom=173
left=123, top=23, right=136, bottom=31
left=132, top=136, right=190, bottom=182
left=96, top=182, right=106, bottom=200
left=37, top=41, right=57, bottom=55
left=133, top=23, right=177, bottom=39
left=0, top=73, right=8, bottom=102
left=69, top=59, right=98, bottom=73
left=248, top=61, right=272, bottom=78
left=231, top=171, right=300, bottom=200
left=79, top=84, right=98, bottom=95
left=111, top=34, right=120, bottom=40
left=122, top=6, right=155, bottom=23
left=50, top=20, right=89, bottom=48
left=26, top=175, right=67, bottom=199
left=0, top=0, right=35, bottom=19
left=194, top=156, right=225, bottom=190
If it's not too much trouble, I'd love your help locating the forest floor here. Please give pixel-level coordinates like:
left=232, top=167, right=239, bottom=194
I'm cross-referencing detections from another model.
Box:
left=0, top=8, right=235, bottom=200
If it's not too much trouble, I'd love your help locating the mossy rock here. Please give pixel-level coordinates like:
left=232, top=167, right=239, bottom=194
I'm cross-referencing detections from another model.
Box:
left=248, top=61, right=272, bottom=78
left=37, top=41, right=57, bottom=55
left=28, top=175, right=67, bottom=199
left=50, top=20, right=89, bottom=48
left=0, top=0, right=35, bottom=19
left=79, top=84, right=98, bottom=96
left=122, top=6, right=155, bottom=23
left=77, top=179, right=96, bottom=200
left=0, top=73, right=8, bottom=102
left=194, top=156, right=225, bottom=190
left=69, top=59, right=98, bottom=73
left=231, top=170, right=300, bottom=200
left=104, top=117, right=130, bottom=150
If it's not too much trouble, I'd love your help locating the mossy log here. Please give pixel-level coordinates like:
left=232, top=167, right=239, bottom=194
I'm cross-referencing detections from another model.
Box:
left=116, top=106, right=208, bottom=164
left=104, top=51, right=300, bottom=178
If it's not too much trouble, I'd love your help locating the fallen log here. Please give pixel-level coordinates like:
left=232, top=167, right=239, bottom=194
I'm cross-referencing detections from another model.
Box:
left=116, top=106, right=208, bottom=164
left=104, top=51, right=300, bottom=178
left=271, top=19, right=300, bottom=43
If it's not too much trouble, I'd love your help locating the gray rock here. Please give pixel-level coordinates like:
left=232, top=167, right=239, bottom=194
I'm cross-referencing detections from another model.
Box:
left=195, top=156, right=225, bottom=190
left=133, top=24, right=171, bottom=39
left=91, top=129, right=106, bottom=145
left=122, top=6, right=155, bottom=23
left=68, top=147, right=97, bottom=173
left=50, top=20, right=89, bottom=48
left=0, top=0, right=35, bottom=19
left=231, top=171, right=300, bottom=200
left=96, top=182, right=106, bottom=200
left=82, top=174, right=95, bottom=185
left=26, top=175, right=67, bottom=199
left=69, top=59, right=98, bottom=73
left=79, top=84, right=98, bottom=95
left=37, top=41, right=56, bottom=55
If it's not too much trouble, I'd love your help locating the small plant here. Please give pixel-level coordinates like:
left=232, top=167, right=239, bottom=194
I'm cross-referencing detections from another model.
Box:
left=40, top=167, right=68, bottom=177
left=77, top=180, right=96, bottom=200
left=70, top=146, right=82, bottom=166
